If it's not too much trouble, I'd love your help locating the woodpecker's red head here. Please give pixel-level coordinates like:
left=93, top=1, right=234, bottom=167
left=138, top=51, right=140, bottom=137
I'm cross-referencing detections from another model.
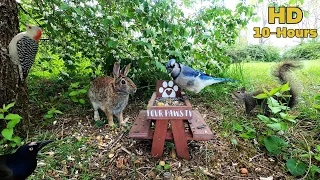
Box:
left=25, top=24, right=42, bottom=42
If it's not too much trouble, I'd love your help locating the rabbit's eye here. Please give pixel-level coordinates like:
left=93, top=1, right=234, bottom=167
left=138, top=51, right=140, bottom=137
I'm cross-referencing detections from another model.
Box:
left=121, top=79, right=126, bottom=84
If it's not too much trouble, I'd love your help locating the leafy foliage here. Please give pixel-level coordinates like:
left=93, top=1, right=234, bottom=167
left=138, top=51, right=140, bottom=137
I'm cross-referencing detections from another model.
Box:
left=67, top=82, right=89, bottom=105
left=282, top=41, right=320, bottom=60
left=0, top=102, right=22, bottom=147
left=44, top=107, right=63, bottom=119
left=225, top=44, right=281, bottom=62
left=20, top=0, right=254, bottom=84
left=286, top=158, right=307, bottom=177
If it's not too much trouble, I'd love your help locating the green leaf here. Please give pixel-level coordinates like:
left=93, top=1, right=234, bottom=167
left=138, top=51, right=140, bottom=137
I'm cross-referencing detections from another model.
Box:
left=12, top=136, right=22, bottom=145
left=231, top=138, right=238, bottom=145
left=269, top=86, right=282, bottom=96
left=286, top=158, right=307, bottom=176
left=280, top=82, right=290, bottom=92
left=7, top=118, right=20, bottom=128
left=54, top=110, right=63, bottom=114
left=164, top=164, right=171, bottom=170
left=44, top=114, right=53, bottom=119
left=232, top=123, right=243, bottom=132
left=79, top=99, right=85, bottom=104
left=314, top=104, right=320, bottom=109
left=311, top=165, right=320, bottom=178
left=78, top=89, right=87, bottom=94
left=279, top=112, right=297, bottom=123
left=5, top=114, right=22, bottom=120
left=315, top=154, right=320, bottom=161
left=2, top=128, right=13, bottom=140
left=107, top=40, right=117, bottom=48
left=269, top=106, right=282, bottom=114
left=316, top=145, right=320, bottom=152
left=0, top=114, right=4, bottom=119
left=264, top=135, right=288, bottom=155
left=156, top=165, right=162, bottom=170
left=257, top=114, right=270, bottom=123
left=60, top=3, right=69, bottom=10
left=69, top=91, right=79, bottom=96
left=71, top=82, right=80, bottom=88
left=254, top=93, right=268, bottom=99
left=267, top=122, right=288, bottom=131
left=239, top=131, right=255, bottom=139
left=4, top=102, right=15, bottom=111
left=71, top=97, right=78, bottom=102
left=299, top=154, right=310, bottom=158
left=74, top=8, right=82, bottom=15
left=155, top=61, right=166, bottom=72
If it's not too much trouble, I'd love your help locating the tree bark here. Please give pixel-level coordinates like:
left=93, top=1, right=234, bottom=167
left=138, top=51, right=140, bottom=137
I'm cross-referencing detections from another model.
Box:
left=0, top=0, right=29, bottom=137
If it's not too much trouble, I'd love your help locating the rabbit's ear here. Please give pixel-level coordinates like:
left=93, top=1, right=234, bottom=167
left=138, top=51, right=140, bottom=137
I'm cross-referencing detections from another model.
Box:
left=121, top=63, right=131, bottom=76
left=113, top=62, right=120, bottom=78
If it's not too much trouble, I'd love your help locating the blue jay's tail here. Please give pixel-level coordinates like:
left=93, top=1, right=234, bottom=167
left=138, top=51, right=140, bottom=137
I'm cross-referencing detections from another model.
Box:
left=210, top=78, right=239, bottom=84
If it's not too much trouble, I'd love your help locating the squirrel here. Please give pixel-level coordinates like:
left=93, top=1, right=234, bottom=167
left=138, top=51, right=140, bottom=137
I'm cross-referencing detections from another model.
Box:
left=231, top=61, right=301, bottom=116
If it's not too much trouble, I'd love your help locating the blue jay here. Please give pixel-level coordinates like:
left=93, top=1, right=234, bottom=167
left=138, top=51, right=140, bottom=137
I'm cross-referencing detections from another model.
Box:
left=165, top=59, right=238, bottom=93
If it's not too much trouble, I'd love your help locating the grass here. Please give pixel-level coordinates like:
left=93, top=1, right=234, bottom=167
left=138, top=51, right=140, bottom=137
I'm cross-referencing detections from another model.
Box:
left=1, top=59, right=320, bottom=179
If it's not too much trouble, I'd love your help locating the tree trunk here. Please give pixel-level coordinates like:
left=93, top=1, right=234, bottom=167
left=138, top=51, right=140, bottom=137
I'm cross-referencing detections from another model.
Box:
left=0, top=0, right=29, bottom=137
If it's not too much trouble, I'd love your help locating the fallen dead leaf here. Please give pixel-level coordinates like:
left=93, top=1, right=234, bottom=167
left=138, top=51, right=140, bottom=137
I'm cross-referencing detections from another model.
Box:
left=67, top=155, right=75, bottom=161
left=116, top=158, right=124, bottom=169
left=260, top=176, right=273, bottom=180
left=171, top=148, right=177, bottom=159
left=159, top=161, right=165, bottom=166
left=134, top=159, right=141, bottom=164
left=147, top=171, right=156, bottom=178
left=240, top=168, right=248, bottom=175
left=44, top=151, right=55, bottom=157
left=108, top=153, right=114, bottom=158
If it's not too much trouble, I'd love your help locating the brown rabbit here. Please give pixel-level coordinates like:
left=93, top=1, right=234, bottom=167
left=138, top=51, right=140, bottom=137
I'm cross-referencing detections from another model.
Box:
left=88, top=62, right=137, bottom=126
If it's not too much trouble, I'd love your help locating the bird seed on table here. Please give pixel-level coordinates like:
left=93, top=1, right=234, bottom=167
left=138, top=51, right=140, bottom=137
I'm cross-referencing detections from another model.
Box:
left=154, top=97, right=186, bottom=106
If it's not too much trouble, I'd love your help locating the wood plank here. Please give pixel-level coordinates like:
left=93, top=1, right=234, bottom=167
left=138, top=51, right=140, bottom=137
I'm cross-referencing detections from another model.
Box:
left=188, top=110, right=214, bottom=140
left=151, top=120, right=169, bottom=158
left=171, top=119, right=190, bottom=160
left=128, top=110, right=151, bottom=139
left=147, top=92, right=157, bottom=107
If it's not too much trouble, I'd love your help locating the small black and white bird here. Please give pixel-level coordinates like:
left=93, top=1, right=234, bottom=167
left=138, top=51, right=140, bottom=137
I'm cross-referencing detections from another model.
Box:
left=166, top=59, right=238, bottom=93
left=0, top=140, right=53, bottom=180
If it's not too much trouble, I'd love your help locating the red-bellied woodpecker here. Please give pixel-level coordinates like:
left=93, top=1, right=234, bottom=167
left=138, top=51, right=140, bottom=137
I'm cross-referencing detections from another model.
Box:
left=9, top=24, right=42, bottom=81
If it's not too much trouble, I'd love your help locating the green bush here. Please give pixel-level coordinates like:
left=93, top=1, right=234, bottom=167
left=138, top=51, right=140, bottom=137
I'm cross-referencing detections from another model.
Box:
left=282, top=42, right=320, bottom=60
left=225, top=44, right=281, bottom=62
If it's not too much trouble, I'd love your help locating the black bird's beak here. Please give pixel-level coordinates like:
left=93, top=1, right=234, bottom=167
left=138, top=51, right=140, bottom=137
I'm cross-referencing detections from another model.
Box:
left=37, top=140, right=53, bottom=151
left=167, top=68, right=173, bottom=74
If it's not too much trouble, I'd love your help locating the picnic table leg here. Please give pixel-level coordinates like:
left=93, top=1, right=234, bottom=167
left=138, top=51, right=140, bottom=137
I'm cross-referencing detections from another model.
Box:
left=151, top=120, right=169, bottom=158
left=171, top=119, right=190, bottom=160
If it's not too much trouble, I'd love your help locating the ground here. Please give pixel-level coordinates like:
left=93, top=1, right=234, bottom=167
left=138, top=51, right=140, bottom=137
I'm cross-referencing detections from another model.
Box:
left=2, top=60, right=320, bottom=179
left=27, top=98, right=286, bottom=180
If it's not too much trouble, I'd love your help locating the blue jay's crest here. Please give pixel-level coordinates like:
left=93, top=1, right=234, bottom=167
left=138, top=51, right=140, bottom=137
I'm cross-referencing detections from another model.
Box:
left=166, top=59, right=239, bottom=93
left=166, top=59, right=176, bottom=69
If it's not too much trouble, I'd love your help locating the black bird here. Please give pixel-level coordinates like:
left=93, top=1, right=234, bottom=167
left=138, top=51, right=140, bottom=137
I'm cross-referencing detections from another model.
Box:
left=0, top=140, right=53, bottom=180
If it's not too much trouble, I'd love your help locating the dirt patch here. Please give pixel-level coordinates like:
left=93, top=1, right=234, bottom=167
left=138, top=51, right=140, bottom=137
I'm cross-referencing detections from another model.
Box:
left=27, top=97, right=291, bottom=180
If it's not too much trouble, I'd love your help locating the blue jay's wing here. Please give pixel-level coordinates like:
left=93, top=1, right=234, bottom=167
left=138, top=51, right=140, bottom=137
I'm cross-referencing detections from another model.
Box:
left=181, top=65, right=203, bottom=78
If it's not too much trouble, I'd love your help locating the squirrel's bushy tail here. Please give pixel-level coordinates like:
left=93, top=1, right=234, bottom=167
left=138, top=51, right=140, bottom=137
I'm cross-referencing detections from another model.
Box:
left=272, top=61, right=302, bottom=107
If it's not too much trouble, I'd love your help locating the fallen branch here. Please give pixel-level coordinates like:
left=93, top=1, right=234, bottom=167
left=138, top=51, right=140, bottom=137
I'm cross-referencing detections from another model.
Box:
left=249, top=153, right=264, bottom=162
left=103, top=132, right=125, bottom=152
left=121, top=146, right=135, bottom=156
left=298, top=132, right=312, bottom=180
